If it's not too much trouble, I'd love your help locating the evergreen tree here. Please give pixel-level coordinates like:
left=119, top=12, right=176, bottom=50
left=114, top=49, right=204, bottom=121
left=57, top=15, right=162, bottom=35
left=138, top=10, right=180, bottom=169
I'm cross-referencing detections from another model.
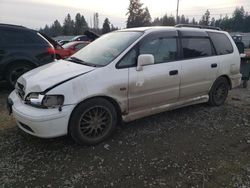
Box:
left=110, top=24, right=119, bottom=31
left=141, top=7, right=152, bottom=26
left=220, top=15, right=233, bottom=31
left=126, top=0, right=151, bottom=28
left=243, top=13, right=250, bottom=32
left=180, top=15, right=186, bottom=24
left=162, top=14, right=169, bottom=26
left=63, top=14, right=74, bottom=35
left=42, top=24, right=50, bottom=35
left=74, top=13, right=88, bottom=35
left=232, top=6, right=245, bottom=31
left=191, top=17, right=197, bottom=25
left=199, top=9, right=210, bottom=26
left=152, top=17, right=162, bottom=26
left=102, top=18, right=111, bottom=34
left=210, top=17, right=216, bottom=26
left=51, top=20, right=62, bottom=37
left=162, top=14, right=176, bottom=26
left=81, top=15, right=88, bottom=30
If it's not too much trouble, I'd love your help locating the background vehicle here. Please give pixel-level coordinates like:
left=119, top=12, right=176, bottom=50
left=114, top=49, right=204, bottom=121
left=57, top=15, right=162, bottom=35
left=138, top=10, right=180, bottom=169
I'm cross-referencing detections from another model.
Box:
left=58, top=40, right=70, bottom=46
left=0, top=23, right=55, bottom=87
left=232, top=34, right=245, bottom=54
left=55, top=41, right=90, bottom=59
left=8, top=26, right=241, bottom=145
left=70, top=31, right=100, bottom=42
left=70, top=35, right=89, bottom=42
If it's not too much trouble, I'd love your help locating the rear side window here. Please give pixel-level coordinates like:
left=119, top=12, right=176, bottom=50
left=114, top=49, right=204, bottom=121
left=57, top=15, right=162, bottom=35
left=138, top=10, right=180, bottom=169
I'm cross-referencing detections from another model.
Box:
left=0, top=28, right=47, bottom=45
left=208, top=32, right=233, bottom=55
left=181, top=38, right=213, bottom=59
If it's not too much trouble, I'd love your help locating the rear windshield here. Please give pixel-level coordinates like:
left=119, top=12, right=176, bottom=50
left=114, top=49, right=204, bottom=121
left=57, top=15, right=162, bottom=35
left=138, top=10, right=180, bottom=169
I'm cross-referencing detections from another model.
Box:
left=208, top=32, right=233, bottom=55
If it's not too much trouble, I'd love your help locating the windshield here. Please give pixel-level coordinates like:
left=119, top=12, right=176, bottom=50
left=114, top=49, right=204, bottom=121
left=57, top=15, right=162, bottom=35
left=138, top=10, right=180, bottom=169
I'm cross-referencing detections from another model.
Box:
left=71, top=31, right=143, bottom=66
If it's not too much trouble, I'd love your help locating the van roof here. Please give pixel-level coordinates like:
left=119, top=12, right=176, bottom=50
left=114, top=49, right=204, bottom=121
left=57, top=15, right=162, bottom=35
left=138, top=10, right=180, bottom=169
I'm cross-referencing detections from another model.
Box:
left=119, top=26, right=227, bottom=35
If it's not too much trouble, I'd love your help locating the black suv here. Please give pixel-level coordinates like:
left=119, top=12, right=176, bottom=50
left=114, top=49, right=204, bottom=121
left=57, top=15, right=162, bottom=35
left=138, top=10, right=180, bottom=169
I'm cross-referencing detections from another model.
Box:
left=0, top=24, right=55, bottom=87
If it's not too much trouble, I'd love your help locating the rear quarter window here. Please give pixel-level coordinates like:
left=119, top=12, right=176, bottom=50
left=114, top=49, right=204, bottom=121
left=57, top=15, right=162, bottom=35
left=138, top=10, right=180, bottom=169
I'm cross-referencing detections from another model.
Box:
left=0, top=28, right=48, bottom=45
left=181, top=38, right=213, bottom=59
left=208, top=32, right=233, bottom=55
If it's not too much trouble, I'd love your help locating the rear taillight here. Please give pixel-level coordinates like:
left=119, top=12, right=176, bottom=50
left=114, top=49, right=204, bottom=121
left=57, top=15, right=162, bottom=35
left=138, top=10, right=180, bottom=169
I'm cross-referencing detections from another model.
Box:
left=47, top=47, right=55, bottom=55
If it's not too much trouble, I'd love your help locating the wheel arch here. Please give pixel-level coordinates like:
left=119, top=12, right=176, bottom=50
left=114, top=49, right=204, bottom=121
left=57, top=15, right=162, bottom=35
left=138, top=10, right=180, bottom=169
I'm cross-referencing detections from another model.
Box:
left=3, top=59, right=37, bottom=78
left=219, top=75, right=232, bottom=90
left=68, top=96, right=123, bottom=133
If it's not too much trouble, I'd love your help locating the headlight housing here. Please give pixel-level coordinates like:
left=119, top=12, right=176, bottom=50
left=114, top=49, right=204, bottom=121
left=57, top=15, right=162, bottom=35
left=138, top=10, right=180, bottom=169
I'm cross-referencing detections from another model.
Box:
left=25, top=93, right=64, bottom=108
left=42, top=95, right=64, bottom=108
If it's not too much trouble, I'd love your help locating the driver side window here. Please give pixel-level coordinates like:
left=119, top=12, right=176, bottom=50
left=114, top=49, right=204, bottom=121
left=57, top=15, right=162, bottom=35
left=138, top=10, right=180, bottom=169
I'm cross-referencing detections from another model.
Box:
left=117, top=34, right=178, bottom=68
left=140, top=37, right=177, bottom=64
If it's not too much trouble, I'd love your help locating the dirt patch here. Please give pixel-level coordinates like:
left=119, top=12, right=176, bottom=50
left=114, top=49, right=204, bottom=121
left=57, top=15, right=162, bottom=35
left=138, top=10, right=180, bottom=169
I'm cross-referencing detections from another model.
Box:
left=0, top=82, right=15, bottom=130
left=0, top=81, right=250, bottom=187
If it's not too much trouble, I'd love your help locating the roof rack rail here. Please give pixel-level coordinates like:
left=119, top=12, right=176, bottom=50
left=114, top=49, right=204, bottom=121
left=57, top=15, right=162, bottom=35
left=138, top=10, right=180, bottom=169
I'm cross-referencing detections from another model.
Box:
left=175, top=24, right=221, bottom=31
left=0, top=23, right=26, bottom=28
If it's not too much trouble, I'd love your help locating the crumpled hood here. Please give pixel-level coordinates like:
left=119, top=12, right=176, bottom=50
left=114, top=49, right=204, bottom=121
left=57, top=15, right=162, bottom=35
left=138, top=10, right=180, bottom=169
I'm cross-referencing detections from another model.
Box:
left=17, top=60, right=95, bottom=95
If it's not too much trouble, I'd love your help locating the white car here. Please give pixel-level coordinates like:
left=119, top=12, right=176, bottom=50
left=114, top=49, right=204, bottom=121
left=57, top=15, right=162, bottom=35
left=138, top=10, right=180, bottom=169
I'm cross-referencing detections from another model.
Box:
left=7, top=26, right=241, bottom=145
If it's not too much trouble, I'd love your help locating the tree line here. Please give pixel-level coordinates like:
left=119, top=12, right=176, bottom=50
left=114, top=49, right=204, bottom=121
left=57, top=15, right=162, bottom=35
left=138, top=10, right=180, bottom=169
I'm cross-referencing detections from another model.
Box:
left=40, top=13, right=118, bottom=37
left=127, top=0, right=250, bottom=32
left=40, top=0, right=250, bottom=37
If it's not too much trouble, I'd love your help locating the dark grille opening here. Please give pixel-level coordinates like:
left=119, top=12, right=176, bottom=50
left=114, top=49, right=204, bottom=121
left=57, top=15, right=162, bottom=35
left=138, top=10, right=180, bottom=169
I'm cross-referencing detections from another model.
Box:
left=17, top=82, right=24, bottom=90
left=16, top=82, right=25, bottom=100
left=19, top=122, right=34, bottom=133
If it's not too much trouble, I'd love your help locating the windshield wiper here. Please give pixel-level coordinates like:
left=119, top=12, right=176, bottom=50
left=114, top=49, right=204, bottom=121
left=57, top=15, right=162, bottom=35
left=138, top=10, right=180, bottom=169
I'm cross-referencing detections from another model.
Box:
left=67, top=57, right=97, bottom=67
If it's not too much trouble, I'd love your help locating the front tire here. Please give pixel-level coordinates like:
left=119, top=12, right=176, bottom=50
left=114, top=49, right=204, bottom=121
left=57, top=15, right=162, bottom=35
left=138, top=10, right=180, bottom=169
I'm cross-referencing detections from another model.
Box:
left=6, top=63, right=33, bottom=88
left=69, top=98, right=117, bottom=145
left=208, top=77, right=229, bottom=106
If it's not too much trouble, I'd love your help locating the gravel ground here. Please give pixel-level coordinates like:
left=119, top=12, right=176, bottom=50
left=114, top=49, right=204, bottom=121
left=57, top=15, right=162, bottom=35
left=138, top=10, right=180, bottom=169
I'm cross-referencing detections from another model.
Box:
left=0, top=81, right=250, bottom=188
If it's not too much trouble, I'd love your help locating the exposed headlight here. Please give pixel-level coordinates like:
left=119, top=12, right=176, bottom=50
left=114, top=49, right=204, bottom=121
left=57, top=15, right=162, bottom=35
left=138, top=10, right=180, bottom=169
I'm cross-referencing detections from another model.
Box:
left=42, top=95, right=64, bottom=108
left=26, top=93, right=64, bottom=108
left=26, top=93, right=44, bottom=106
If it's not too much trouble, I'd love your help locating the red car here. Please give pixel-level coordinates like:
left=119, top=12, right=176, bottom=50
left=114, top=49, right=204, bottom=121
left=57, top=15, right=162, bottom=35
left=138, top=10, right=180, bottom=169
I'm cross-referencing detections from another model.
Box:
left=55, top=41, right=90, bottom=59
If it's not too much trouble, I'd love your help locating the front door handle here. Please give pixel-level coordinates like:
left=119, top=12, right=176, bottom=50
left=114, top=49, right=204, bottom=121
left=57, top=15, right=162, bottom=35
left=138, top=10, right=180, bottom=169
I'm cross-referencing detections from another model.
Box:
left=211, top=63, right=217, bottom=68
left=169, top=70, right=178, bottom=76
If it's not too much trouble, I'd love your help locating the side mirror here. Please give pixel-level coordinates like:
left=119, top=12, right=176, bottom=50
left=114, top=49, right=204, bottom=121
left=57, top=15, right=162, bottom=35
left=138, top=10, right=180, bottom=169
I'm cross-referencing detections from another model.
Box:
left=136, top=54, right=154, bottom=71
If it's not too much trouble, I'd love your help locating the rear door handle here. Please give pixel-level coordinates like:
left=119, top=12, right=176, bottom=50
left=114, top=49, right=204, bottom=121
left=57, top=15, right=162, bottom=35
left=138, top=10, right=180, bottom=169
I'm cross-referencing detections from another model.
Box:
left=211, top=63, right=217, bottom=68
left=169, top=70, right=178, bottom=76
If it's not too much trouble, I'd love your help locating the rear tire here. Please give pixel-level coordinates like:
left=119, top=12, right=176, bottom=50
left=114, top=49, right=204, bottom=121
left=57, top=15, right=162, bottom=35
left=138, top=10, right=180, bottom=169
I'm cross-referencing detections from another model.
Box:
left=208, top=77, right=229, bottom=106
left=5, top=63, right=34, bottom=88
left=69, top=98, right=117, bottom=145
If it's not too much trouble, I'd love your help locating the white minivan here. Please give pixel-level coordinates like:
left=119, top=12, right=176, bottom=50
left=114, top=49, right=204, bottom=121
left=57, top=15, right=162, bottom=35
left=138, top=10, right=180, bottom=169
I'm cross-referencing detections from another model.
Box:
left=7, top=26, right=241, bottom=145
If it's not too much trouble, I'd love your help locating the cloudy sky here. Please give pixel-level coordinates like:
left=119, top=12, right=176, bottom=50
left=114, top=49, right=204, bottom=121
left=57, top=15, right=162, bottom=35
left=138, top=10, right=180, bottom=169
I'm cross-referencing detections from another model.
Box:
left=0, top=0, right=250, bottom=29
